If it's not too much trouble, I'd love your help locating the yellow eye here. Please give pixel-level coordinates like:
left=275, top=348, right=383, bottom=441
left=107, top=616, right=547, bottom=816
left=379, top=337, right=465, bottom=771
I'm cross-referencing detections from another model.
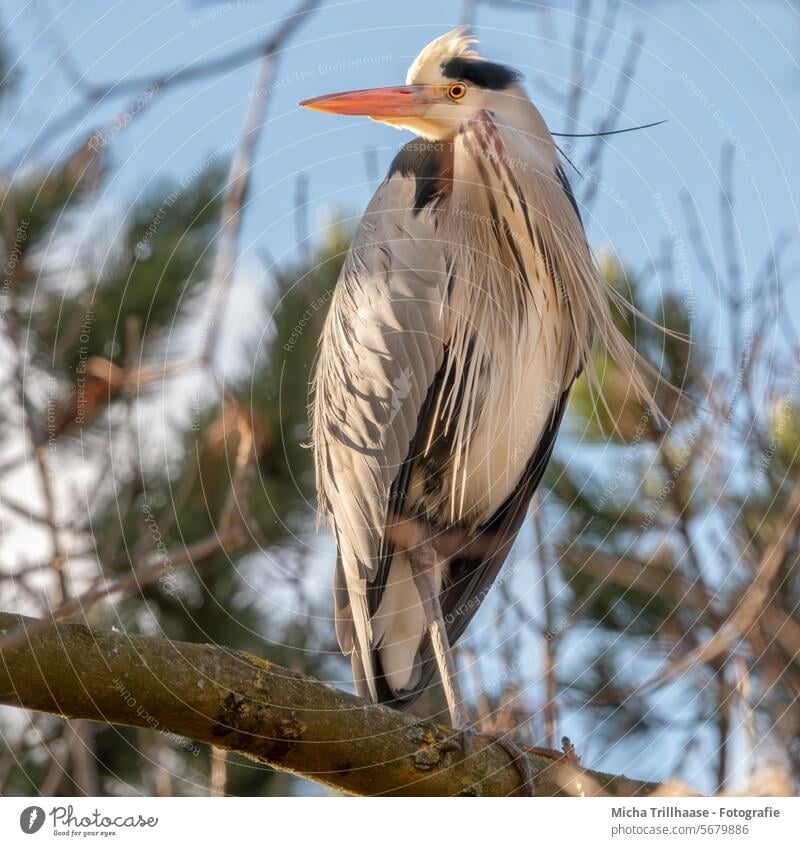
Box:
left=448, top=82, right=467, bottom=100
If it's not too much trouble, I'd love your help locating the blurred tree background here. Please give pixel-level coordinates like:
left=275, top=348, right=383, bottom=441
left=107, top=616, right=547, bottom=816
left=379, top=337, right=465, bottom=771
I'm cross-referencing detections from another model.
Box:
left=1, top=0, right=798, bottom=797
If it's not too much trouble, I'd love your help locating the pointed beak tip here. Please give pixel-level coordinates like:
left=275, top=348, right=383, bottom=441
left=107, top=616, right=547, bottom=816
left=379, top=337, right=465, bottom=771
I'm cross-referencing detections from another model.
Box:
left=299, top=97, right=333, bottom=114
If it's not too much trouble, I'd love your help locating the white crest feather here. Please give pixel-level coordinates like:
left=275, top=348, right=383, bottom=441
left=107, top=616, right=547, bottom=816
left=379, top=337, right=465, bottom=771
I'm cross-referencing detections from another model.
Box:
left=406, top=26, right=480, bottom=85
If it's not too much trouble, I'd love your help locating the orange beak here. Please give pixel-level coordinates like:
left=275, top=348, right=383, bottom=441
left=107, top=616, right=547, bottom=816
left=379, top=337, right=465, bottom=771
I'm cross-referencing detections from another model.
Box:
left=299, top=85, right=436, bottom=117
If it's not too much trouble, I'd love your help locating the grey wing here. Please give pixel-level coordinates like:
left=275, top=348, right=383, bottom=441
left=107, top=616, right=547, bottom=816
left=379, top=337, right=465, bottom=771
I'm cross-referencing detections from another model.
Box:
left=312, top=173, right=449, bottom=700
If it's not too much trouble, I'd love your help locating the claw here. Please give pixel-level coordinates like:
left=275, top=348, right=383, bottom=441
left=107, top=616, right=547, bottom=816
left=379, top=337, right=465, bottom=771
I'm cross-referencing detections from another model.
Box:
left=491, top=733, right=535, bottom=796
left=465, top=730, right=535, bottom=796
left=460, top=725, right=475, bottom=757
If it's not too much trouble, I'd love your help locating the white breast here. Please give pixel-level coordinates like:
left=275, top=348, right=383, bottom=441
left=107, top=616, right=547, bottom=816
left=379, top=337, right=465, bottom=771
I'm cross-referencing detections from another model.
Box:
left=461, top=306, right=563, bottom=523
left=433, top=156, right=572, bottom=527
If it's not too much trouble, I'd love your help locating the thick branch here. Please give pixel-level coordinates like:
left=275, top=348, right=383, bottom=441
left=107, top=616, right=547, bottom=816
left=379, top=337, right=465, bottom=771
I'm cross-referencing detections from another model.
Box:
left=0, top=613, right=658, bottom=797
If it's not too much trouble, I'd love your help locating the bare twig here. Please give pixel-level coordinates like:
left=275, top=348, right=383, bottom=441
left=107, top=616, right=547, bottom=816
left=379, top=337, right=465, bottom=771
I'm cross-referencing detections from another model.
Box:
left=578, top=31, right=643, bottom=213
left=0, top=531, right=233, bottom=654
left=642, top=480, right=800, bottom=689
left=201, top=0, right=322, bottom=365
left=4, top=0, right=320, bottom=171
left=532, top=499, right=559, bottom=748
left=563, top=0, right=592, bottom=135
left=294, top=172, right=310, bottom=259
left=1, top=194, right=68, bottom=603
left=461, top=0, right=479, bottom=26
left=68, top=720, right=99, bottom=796
left=209, top=747, right=228, bottom=797
left=0, top=397, right=259, bottom=655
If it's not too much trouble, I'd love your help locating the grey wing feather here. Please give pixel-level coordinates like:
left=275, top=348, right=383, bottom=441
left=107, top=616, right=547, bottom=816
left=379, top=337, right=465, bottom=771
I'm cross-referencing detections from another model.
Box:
left=312, top=172, right=449, bottom=698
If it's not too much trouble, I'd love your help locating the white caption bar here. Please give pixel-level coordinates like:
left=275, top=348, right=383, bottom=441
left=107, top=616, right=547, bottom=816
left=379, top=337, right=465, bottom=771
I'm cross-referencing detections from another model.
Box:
left=1, top=796, right=797, bottom=845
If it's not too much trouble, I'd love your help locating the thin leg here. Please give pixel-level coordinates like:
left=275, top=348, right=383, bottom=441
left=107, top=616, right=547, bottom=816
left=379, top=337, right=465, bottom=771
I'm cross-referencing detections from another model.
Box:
left=407, top=541, right=470, bottom=731
left=407, top=539, right=535, bottom=796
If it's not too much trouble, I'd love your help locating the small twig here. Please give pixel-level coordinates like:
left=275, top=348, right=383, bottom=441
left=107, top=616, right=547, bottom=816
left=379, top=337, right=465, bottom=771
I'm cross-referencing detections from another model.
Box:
left=719, top=143, right=743, bottom=317
left=0, top=493, right=54, bottom=528
left=294, top=172, right=310, bottom=259
left=563, top=0, right=592, bottom=135
left=680, top=190, right=724, bottom=300
left=4, top=0, right=321, bottom=171
left=532, top=497, right=559, bottom=748
left=217, top=401, right=257, bottom=540
left=201, top=0, right=322, bottom=366
left=580, top=0, right=619, bottom=95
left=639, top=480, right=800, bottom=690
left=38, top=726, right=70, bottom=796
left=578, top=30, right=643, bottom=213
left=2, top=194, right=68, bottom=602
left=715, top=669, right=732, bottom=792
left=68, top=720, right=99, bottom=796
left=0, top=532, right=234, bottom=654
left=461, top=0, right=479, bottom=26
left=209, top=747, right=228, bottom=797
left=0, top=401, right=259, bottom=655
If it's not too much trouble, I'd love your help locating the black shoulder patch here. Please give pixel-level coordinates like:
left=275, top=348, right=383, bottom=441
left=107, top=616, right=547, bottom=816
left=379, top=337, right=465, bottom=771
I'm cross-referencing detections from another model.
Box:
left=556, top=165, right=583, bottom=227
left=440, top=57, right=522, bottom=90
left=386, top=138, right=454, bottom=214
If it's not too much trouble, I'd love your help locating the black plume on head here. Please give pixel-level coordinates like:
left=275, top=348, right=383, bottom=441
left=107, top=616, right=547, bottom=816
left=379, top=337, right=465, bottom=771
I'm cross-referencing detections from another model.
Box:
left=440, top=57, right=522, bottom=90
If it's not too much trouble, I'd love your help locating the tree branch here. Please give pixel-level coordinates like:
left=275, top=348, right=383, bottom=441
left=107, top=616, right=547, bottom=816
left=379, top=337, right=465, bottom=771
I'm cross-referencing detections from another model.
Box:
left=0, top=612, right=660, bottom=797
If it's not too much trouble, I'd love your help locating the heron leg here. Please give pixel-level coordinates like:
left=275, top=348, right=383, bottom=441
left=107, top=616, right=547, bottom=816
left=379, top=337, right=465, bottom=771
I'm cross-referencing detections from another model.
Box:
left=407, top=536, right=535, bottom=796
left=407, top=542, right=470, bottom=732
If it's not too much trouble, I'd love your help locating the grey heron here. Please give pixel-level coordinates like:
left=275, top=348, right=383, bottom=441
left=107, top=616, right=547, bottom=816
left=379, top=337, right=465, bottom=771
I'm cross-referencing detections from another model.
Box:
left=301, top=28, right=658, bottom=755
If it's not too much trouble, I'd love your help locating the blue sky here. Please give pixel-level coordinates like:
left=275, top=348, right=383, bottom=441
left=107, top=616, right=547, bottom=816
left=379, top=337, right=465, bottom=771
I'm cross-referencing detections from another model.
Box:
left=3, top=0, right=799, bottom=791
left=3, top=0, right=800, bottom=328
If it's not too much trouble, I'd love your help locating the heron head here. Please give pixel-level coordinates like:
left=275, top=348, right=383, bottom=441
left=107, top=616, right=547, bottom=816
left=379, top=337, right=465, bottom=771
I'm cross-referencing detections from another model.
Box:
left=299, top=28, right=523, bottom=140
